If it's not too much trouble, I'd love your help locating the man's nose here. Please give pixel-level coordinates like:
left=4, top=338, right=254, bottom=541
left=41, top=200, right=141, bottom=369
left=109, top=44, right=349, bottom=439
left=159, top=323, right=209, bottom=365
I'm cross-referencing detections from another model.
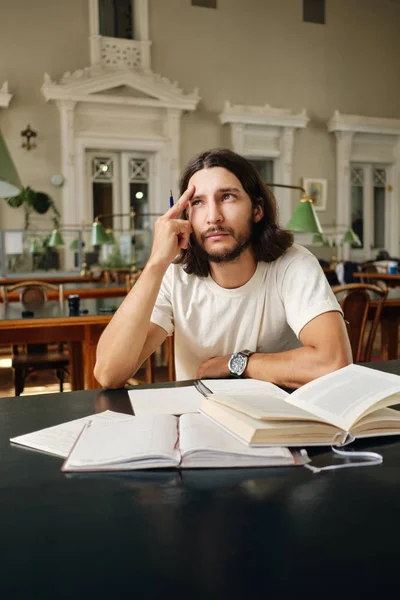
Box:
left=206, top=200, right=223, bottom=224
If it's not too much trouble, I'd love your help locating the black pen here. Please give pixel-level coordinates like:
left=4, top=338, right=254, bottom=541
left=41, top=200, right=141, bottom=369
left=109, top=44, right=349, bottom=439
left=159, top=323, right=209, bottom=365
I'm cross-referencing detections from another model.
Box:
left=194, top=380, right=213, bottom=397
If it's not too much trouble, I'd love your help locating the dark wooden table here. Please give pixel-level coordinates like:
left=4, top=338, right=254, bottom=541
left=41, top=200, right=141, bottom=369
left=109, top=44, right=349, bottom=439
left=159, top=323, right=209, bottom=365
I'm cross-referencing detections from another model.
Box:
left=0, top=297, right=124, bottom=390
left=353, top=271, right=400, bottom=286
left=0, top=282, right=126, bottom=302
left=1, top=360, right=400, bottom=598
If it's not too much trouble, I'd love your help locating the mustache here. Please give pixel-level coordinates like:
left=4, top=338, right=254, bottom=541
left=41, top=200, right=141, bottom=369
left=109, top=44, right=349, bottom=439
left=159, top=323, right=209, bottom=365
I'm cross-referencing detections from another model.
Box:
left=200, top=227, right=234, bottom=242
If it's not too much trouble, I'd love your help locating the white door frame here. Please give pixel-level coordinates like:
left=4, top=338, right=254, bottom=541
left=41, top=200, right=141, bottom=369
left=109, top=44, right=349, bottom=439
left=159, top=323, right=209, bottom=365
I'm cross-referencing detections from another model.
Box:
left=76, top=136, right=168, bottom=228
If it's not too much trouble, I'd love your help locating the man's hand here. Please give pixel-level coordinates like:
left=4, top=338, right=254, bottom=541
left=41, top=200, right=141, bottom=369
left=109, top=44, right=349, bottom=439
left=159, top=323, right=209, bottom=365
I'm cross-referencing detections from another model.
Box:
left=148, top=185, right=195, bottom=270
left=196, top=355, right=231, bottom=379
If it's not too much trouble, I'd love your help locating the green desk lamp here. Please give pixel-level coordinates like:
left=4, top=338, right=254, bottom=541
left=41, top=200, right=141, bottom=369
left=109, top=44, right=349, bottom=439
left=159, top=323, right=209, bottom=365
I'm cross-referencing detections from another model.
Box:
left=266, top=183, right=323, bottom=234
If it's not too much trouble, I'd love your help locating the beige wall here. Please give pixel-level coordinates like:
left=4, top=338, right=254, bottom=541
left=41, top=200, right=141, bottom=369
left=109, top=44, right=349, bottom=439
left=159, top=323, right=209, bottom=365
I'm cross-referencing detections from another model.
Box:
left=0, top=0, right=89, bottom=228
left=150, top=0, right=400, bottom=226
left=0, top=0, right=400, bottom=230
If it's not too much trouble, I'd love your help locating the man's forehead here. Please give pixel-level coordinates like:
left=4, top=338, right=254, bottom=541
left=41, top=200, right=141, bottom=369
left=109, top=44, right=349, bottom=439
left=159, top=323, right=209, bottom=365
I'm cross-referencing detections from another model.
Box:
left=188, top=167, right=244, bottom=191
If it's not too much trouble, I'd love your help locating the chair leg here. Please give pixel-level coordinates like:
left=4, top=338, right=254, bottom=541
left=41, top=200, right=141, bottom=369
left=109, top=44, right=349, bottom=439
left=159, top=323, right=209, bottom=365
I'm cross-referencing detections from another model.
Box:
left=56, top=369, right=64, bottom=393
left=14, top=368, right=25, bottom=396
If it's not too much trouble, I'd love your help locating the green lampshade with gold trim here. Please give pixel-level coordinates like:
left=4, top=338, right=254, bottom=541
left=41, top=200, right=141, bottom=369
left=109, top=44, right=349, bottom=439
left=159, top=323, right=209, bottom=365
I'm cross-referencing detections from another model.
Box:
left=29, top=239, right=42, bottom=254
left=312, top=232, right=331, bottom=246
left=287, top=197, right=323, bottom=234
left=48, top=229, right=65, bottom=247
left=91, top=221, right=108, bottom=246
left=343, top=228, right=362, bottom=247
left=105, top=228, right=116, bottom=245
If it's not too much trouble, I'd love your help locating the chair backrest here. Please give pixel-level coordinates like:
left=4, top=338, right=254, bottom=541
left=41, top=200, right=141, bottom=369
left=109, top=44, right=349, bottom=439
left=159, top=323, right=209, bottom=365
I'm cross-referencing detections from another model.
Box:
left=332, top=283, right=388, bottom=363
left=125, top=271, right=175, bottom=381
left=1, top=281, right=64, bottom=308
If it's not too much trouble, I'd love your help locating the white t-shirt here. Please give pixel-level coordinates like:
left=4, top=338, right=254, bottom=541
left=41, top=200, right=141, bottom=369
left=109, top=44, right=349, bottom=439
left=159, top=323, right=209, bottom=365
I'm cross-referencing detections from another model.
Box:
left=151, top=244, right=342, bottom=381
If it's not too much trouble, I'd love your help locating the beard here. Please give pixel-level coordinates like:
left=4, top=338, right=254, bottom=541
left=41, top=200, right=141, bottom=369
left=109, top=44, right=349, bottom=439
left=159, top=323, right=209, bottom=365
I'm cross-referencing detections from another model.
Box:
left=191, top=218, right=254, bottom=264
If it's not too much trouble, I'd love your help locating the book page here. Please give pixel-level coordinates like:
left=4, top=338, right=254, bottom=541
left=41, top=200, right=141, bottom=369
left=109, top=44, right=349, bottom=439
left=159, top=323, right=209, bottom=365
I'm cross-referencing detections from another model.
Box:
left=288, top=364, right=400, bottom=431
left=63, top=414, right=180, bottom=470
left=209, top=393, right=322, bottom=421
left=200, top=379, right=289, bottom=398
left=128, top=386, right=201, bottom=416
left=10, top=410, right=134, bottom=458
left=179, top=413, right=294, bottom=464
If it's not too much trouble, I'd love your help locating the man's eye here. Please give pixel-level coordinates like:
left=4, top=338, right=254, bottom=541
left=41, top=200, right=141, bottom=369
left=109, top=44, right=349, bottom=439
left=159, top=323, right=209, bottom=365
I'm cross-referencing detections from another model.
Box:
left=191, top=199, right=202, bottom=206
left=222, top=193, right=234, bottom=200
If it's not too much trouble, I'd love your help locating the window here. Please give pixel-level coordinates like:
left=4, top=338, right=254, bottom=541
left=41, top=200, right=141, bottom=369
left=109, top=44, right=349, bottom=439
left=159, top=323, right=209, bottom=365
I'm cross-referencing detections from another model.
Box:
left=247, top=159, right=274, bottom=184
left=350, top=164, right=390, bottom=256
left=88, top=151, right=154, bottom=268
left=98, top=0, right=133, bottom=39
left=92, top=155, right=115, bottom=229
left=303, top=0, right=325, bottom=24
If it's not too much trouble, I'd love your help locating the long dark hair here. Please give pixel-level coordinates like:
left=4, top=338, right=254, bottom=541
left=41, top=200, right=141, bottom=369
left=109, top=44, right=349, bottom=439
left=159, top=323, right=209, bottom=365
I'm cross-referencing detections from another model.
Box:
left=175, top=148, right=293, bottom=277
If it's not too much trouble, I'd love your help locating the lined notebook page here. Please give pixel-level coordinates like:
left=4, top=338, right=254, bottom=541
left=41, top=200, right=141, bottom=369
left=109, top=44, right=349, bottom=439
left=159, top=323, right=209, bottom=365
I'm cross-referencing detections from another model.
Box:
left=10, top=410, right=134, bottom=458
left=63, top=415, right=179, bottom=469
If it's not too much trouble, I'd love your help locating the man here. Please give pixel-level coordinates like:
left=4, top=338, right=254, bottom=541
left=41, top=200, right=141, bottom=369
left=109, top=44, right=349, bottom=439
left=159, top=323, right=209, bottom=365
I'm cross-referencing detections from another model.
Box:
left=94, top=149, right=352, bottom=389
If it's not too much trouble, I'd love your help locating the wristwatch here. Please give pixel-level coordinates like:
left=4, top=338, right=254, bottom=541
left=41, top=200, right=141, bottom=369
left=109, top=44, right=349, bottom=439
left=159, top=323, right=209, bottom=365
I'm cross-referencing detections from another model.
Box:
left=228, top=349, right=254, bottom=378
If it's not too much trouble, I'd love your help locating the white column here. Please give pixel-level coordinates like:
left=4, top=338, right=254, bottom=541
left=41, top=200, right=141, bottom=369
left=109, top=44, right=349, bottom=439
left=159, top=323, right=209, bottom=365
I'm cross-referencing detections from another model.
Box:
left=230, top=123, right=245, bottom=155
left=166, top=108, right=182, bottom=194
left=88, top=0, right=101, bottom=65
left=134, top=0, right=149, bottom=40
left=278, top=126, right=295, bottom=226
left=56, top=100, right=78, bottom=226
left=335, top=131, right=354, bottom=260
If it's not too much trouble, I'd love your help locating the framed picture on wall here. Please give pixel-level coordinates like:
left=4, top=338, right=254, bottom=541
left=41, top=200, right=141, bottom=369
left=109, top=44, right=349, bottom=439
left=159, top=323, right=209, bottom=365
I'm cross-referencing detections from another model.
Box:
left=302, top=178, right=327, bottom=211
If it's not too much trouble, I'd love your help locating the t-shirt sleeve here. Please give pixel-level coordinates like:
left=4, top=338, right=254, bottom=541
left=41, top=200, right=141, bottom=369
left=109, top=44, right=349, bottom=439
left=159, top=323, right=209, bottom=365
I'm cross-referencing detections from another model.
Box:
left=279, top=254, right=343, bottom=338
left=150, top=267, right=174, bottom=335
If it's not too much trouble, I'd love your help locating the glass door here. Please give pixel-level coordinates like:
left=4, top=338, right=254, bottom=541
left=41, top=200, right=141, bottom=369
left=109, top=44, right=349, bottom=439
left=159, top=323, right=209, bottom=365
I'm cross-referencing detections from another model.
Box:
left=350, top=164, right=391, bottom=260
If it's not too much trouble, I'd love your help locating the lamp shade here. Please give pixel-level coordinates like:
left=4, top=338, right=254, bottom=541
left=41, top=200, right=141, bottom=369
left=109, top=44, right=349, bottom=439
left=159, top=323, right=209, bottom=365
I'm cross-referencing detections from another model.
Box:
left=0, top=133, right=22, bottom=198
left=29, top=239, right=41, bottom=254
left=287, top=198, right=323, bottom=234
left=343, top=228, right=362, bottom=247
left=105, top=228, right=115, bottom=245
left=48, top=229, right=65, bottom=247
left=91, top=221, right=108, bottom=246
left=312, top=232, right=330, bottom=246
left=69, top=238, right=79, bottom=251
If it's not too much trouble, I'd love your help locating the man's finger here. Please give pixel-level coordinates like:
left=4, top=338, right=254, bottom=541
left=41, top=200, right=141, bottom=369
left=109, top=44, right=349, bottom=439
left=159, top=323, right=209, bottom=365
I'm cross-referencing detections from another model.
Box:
left=165, top=185, right=195, bottom=219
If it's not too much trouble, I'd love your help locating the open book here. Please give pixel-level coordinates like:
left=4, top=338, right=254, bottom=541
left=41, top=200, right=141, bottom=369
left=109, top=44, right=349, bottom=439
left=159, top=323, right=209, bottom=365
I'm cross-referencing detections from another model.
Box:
left=61, top=413, right=308, bottom=472
left=199, top=364, right=400, bottom=446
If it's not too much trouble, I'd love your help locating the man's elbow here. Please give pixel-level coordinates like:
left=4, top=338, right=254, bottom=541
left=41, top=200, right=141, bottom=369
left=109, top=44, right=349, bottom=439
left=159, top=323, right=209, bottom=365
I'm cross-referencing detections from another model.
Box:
left=93, top=361, right=127, bottom=389
left=321, top=349, right=353, bottom=377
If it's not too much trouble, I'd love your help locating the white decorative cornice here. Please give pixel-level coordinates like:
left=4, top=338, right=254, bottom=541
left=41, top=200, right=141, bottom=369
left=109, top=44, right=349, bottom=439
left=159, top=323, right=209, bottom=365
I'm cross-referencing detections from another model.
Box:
left=42, top=66, right=200, bottom=111
left=0, top=81, right=13, bottom=108
left=328, top=110, right=400, bottom=135
left=219, top=101, right=309, bottom=128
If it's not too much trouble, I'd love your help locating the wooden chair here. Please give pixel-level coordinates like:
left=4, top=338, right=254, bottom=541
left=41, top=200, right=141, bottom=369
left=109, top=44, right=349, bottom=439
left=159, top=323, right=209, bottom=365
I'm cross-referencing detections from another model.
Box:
left=125, top=273, right=175, bottom=383
left=1, top=281, right=69, bottom=395
left=332, top=283, right=388, bottom=363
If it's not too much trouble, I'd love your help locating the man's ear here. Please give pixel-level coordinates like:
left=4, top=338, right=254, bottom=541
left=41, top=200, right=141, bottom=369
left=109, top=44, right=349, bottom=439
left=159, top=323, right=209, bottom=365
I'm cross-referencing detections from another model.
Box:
left=253, top=199, right=264, bottom=223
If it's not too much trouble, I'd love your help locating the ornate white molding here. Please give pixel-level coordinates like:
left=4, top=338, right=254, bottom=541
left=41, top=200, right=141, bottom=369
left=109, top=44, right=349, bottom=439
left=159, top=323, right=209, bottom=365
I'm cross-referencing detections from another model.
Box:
left=220, top=101, right=309, bottom=129
left=220, top=102, right=309, bottom=225
left=0, top=81, right=12, bottom=108
left=329, top=110, right=400, bottom=259
left=328, top=110, right=400, bottom=136
left=42, top=67, right=200, bottom=111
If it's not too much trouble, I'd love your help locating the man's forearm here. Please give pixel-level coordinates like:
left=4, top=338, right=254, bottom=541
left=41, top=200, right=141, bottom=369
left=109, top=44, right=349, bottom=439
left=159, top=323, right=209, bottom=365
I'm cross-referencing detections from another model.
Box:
left=94, top=261, right=166, bottom=388
left=245, top=345, right=351, bottom=389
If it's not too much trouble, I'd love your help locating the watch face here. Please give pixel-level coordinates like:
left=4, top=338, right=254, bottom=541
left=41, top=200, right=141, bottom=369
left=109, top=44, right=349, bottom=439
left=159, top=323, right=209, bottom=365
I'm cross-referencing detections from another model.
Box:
left=230, top=353, right=247, bottom=376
